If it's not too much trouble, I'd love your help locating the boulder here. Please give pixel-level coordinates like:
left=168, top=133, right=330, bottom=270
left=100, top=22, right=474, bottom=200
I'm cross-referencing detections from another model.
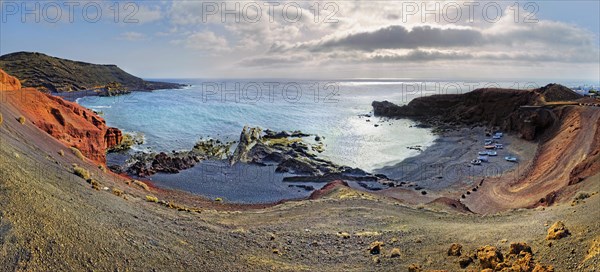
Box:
left=546, top=221, right=570, bottom=240
left=476, top=245, right=503, bottom=269
left=447, top=243, right=462, bottom=256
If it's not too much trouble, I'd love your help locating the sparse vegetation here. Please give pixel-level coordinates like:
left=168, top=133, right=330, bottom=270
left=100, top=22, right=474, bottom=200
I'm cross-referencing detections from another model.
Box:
left=133, top=180, right=150, bottom=191
left=0, top=113, right=3, bottom=126
left=98, top=164, right=107, bottom=173
left=215, top=197, right=223, bottom=202
left=112, top=188, right=123, bottom=197
left=70, top=147, right=85, bottom=160
left=58, top=150, right=64, bottom=156
left=390, top=248, right=401, bottom=258
left=73, top=165, right=91, bottom=180
left=337, top=232, right=351, bottom=239
left=146, top=195, right=159, bottom=202
left=17, top=116, right=26, bottom=124
left=87, top=179, right=100, bottom=190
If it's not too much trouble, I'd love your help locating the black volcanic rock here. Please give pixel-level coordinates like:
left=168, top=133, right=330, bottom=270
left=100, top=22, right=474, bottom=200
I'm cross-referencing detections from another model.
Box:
left=372, top=84, right=580, bottom=140
left=0, top=51, right=184, bottom=93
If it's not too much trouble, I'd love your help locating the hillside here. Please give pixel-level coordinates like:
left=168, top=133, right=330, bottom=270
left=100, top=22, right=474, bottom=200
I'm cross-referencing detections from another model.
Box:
left=0, top=52, right=183, bottom=93
left=372, top=84, right=583, bottom=140
left=0, top=69, right=599, bottom=271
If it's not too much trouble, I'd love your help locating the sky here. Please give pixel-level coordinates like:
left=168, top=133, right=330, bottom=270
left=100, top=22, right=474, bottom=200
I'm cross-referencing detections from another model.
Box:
left=0, top=0, right=599, bottom=81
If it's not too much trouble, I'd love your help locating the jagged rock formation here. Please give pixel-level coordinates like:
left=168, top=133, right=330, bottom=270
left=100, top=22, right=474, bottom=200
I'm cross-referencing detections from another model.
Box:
left=372, top=84, right=582, bottom=140
left=0, top=69, right=121, bottom=163
left=0, top=52, right=184, bottom=93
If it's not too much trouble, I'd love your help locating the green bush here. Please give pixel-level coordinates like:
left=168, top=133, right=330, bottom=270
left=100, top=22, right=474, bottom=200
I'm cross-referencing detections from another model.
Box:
left=17, top=116, right=26, bottom=124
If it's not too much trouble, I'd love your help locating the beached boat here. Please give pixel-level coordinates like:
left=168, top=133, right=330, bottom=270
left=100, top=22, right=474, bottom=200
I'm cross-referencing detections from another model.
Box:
left=495, top=144, right=504, bottom=149
left=470, top=159, right=482, bottom=165
left=487, top=151, right=497, bottom=156
left=484, top=145, right=496, bottom=149
left=478, top=151, right=488, bottom=155
left=505, top=156, right=518, bottom=162
left=492, top=135, right=502, bottom=139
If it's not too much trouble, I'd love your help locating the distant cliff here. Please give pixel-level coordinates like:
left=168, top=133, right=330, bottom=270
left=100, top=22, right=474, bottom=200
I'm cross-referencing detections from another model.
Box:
left=0, top=52, right=183, bottom=93
left=372, top=84, right=582, bottom=140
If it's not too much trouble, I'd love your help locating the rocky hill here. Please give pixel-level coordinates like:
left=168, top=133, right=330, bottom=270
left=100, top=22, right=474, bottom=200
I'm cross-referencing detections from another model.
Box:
left=0, top=52, right=183, bottom=93
left=372, top=84, right=582, bottom=140
left=0, top=68, right=122, bottom=163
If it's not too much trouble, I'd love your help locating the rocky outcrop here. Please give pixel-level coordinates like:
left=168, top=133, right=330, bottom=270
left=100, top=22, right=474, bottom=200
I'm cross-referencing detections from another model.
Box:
left=0, top=68, right=21, bottom=91
left=0, top=52, right=184, bottom=93
left=121, top=139, right=233, bottom=176
left=229, top=127, right=388, bottom=183
left=372, top=85, right=582, bottom=140
left=123, top=126, right=388, bottom=184
left=546, top=221, right=570, bottom=240
left=1, top=69, right=122, bottom=163
left=230, top=126, right=262, bottom=165
left=104, top=128, right=123, bottom=149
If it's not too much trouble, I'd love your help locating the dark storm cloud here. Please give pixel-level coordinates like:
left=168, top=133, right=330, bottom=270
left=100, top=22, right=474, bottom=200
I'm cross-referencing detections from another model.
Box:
left=271, top=25, right=484, bottom=53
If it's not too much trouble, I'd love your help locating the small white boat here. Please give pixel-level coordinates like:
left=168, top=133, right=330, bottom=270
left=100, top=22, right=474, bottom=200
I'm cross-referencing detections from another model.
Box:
left=495, top=132, right=503, bottom=137
left=487, top=151, right=498, bottom=156
left=478, top=151, right=488, bottom=155
left=492, top=135, right=501, bottom=139
left=505, top=156, right=518, bottom=162
left=470, top=159, right=482, bottom=165
left=495, top=144, right=504, bottom=149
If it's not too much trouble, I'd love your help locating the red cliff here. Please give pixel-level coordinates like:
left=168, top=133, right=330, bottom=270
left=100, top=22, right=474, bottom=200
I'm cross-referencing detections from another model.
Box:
left=1, top=69, right=121, bottom=164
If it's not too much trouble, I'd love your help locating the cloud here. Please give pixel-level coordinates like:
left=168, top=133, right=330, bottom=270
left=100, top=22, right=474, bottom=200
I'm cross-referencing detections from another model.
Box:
left=273, top=25, right=484, bottom=52
left=134, top=5, right=163, bottom=24
left=172, top=31, right=230, bottom=53
left=118, top=32, right=146, bottom=41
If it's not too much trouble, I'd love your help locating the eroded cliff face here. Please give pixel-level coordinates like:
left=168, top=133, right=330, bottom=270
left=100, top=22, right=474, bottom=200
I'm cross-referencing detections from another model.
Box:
left=371, top=85, right=579, bottom=140
left=0, top=69, right=121, bottom=163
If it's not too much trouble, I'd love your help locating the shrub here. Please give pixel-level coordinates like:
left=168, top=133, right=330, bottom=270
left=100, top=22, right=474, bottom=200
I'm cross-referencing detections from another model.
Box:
left=215, top=197, right=223, bottom=202
left=58, top=150, right=64, bottom=156
left=73, top=165, right=91, bottom=180
left=17, top=116, right=26, bottom=124
left=98, top=164, right=107, bottom=173
left=390, top=248, right=401, bottom=258
left=133, top=180, right=150, bottom=191
left=112, top=188, right=123, bottom=197
left=0, top=113, right=3, bottom=126
left=146, top=195, right=159, bottom=202
left=88, top=179, right=100, bottom=190
left=70, top=147, right=85, bottom=160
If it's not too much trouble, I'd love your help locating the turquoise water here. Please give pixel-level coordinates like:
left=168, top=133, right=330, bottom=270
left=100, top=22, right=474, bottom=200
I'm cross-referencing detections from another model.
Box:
left=78, top=80, right=442, bottom=171
left=77, top=79, right=594, bottom=203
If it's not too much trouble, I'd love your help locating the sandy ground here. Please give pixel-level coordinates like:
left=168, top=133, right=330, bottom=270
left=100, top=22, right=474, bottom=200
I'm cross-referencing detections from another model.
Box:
left=374, top=127, right=537, bottom=206
left=1, top=94, right=599, bottom=271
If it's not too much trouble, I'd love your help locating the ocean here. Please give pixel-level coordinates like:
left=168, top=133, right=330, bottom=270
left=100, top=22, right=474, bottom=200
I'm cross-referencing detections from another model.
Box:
left=76, top=79, right=562, bottom=203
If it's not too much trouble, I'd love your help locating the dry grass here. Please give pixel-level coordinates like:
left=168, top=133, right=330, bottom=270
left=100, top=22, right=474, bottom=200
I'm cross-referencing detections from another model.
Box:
left=146, top=195, right=159, bottom=202
left=112, top=188, right=123, bottom=197
left=73, top=165, right=91, bottom=180
left=70, top=147, right=85, bottom=160
left=17, top=116, right=26, bottom=124
left=88, top=179, right=100, bottom=190
left=133, top=180, right=150, bottom=191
